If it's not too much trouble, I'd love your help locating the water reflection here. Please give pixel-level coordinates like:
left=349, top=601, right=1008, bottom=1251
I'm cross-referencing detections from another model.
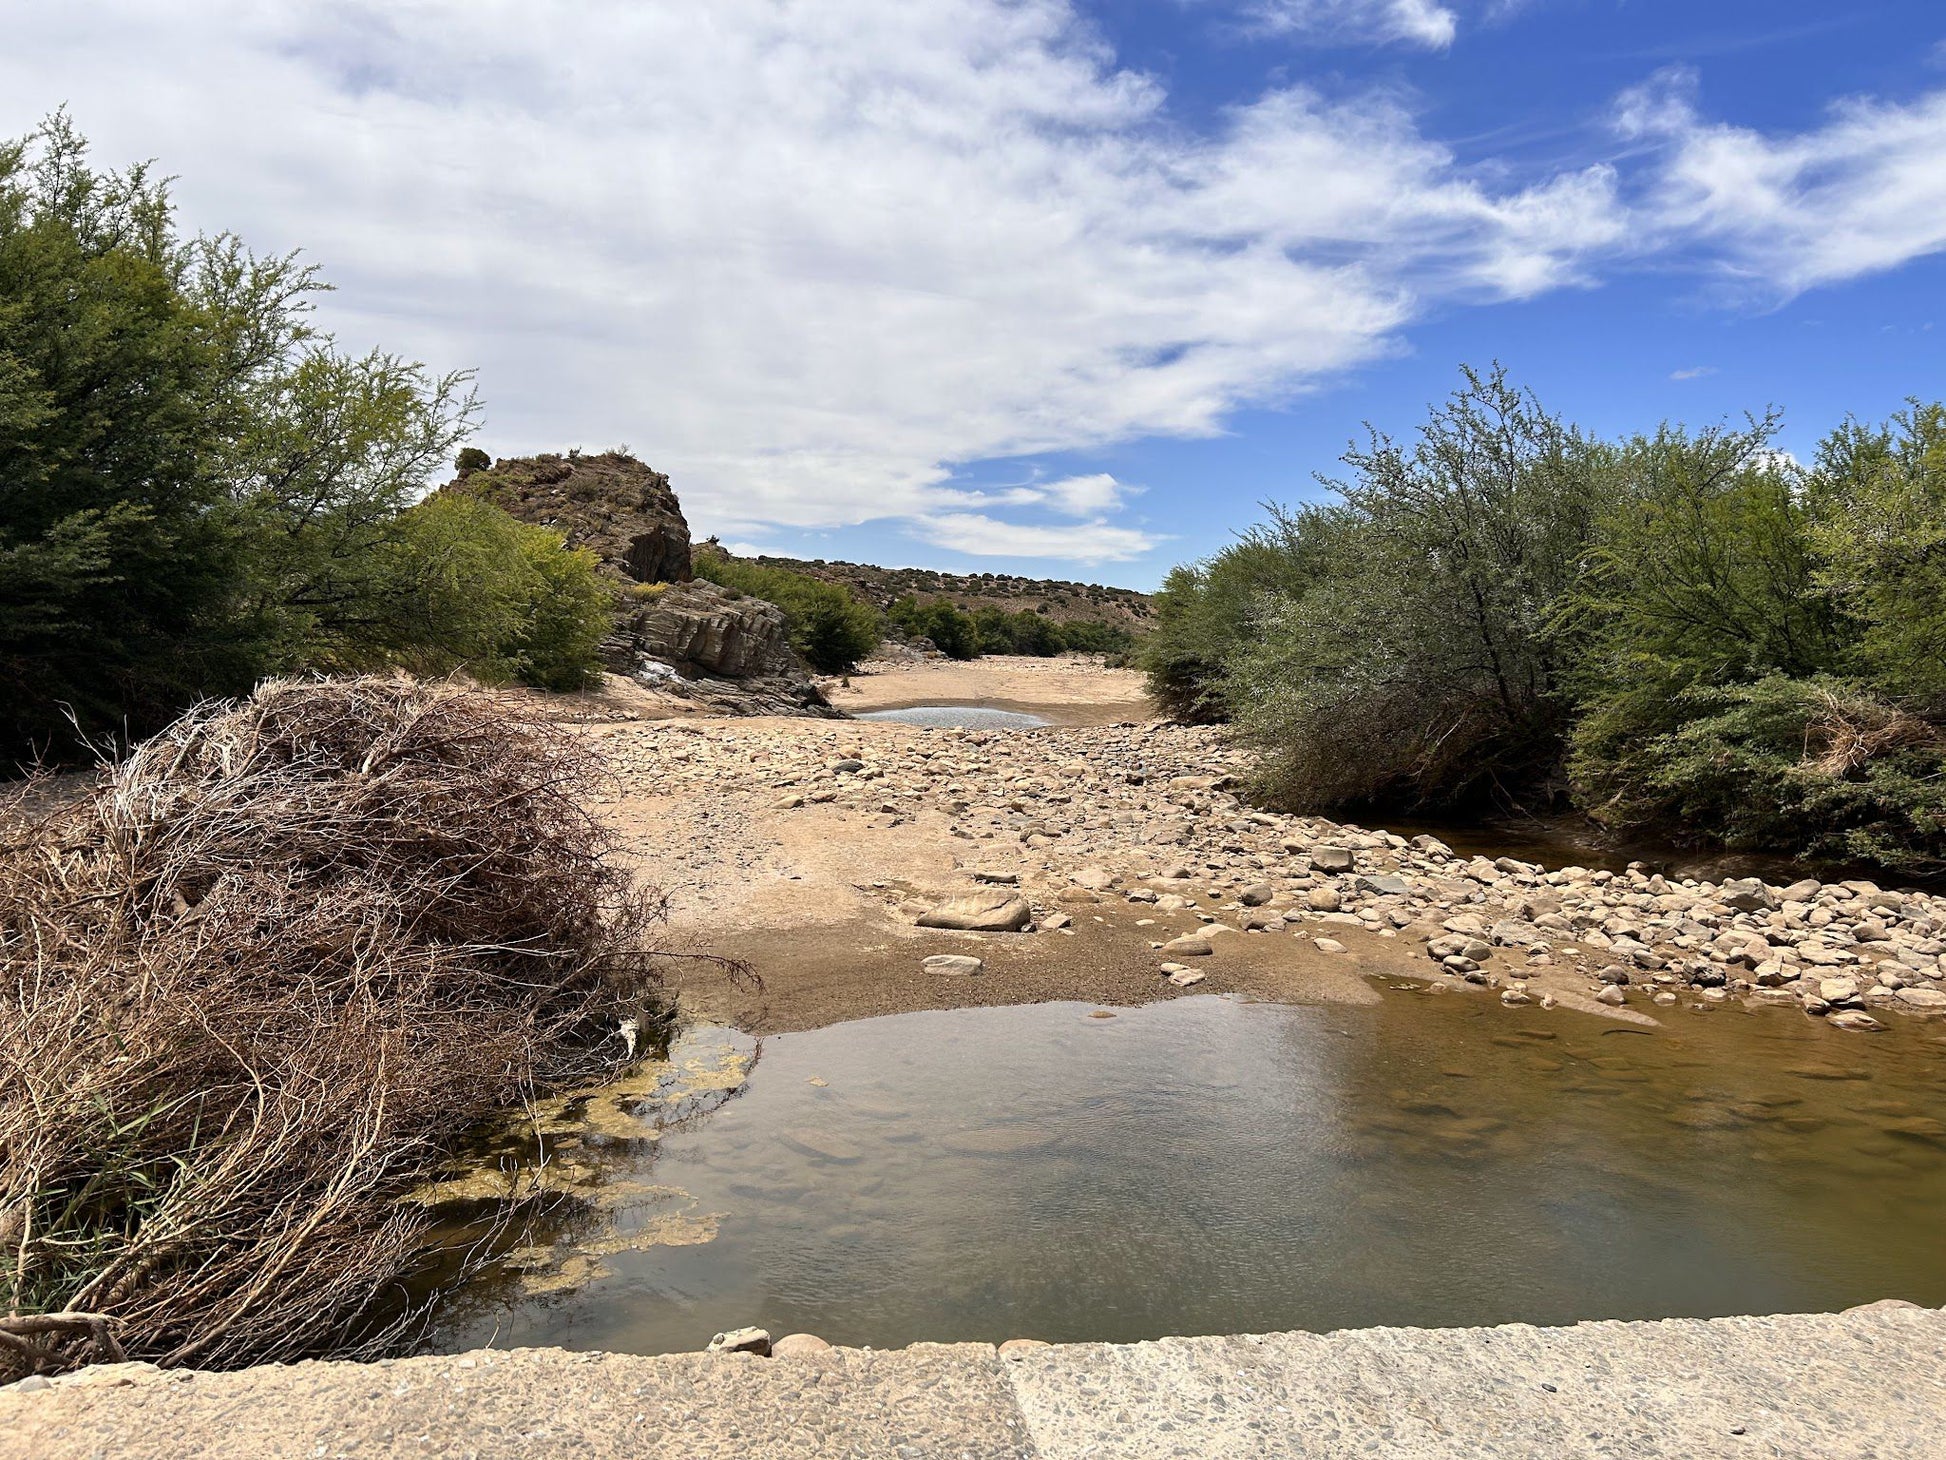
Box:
left=855, top=704, right=1050, bottom=729
left=426, top=992, right=1946, bottom=1357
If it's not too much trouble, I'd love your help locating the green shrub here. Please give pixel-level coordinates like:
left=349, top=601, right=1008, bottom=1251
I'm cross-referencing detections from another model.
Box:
left=1571, top=675, right=1946, bottom=875
left=376, top=493, right=610, bottom=690
left=887, top=596, right=978, bottom=659
left=693, top=554, right=880, bottom=672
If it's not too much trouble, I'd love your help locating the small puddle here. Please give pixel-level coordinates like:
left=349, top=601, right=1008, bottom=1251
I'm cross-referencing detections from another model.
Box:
left=424, top=991, right=1946, bottom=1356
left=855, top=704, right=1050, bottom=729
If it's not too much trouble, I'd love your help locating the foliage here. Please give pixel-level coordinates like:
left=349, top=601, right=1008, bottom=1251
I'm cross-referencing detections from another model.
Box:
left=969, top=604, right=1133, bottom=658
left=0, top=115, right=613, bottom=765
left=693, top=552, right=881, bottom=672
left=1140, top=504, right=1353, bottom=722
left=1153, top=365, right=1946, bottom=873
left=378, top=492, right=610, bottom=691
left=1569, top=676, right=1946, bottom=876
left=887, top=594, right=979, bottom=659
left=1228, top=366, right=1602, bottom=810
left=1806, top=401, right=1946, bottom=707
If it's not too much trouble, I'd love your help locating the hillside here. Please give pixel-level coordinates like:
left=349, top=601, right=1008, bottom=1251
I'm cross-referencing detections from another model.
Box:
left=713, top=547, right=1154, bottom=625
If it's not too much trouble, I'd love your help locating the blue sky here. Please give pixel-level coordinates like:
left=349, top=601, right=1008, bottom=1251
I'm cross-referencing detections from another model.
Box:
left=5, top=1, right=1944, bottom=588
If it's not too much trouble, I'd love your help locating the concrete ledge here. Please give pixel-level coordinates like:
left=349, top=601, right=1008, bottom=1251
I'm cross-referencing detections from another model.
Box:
left=4, top=1307, right=1943, bottom=1459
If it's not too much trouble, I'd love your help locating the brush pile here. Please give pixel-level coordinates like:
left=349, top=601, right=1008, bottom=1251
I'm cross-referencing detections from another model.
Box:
left=0, top=678, right=665, bottom=1379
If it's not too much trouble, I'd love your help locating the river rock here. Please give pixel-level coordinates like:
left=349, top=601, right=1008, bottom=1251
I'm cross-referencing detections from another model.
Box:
left=1718, top=878, right=1778, bottom=913
left=1897, top=986, right=1946, bottom=1008
left=1313, top=937, right=1348, bottom=954
left=917, top=892, right=1032, bottom=931
left=1828, top=1011, right=1886, bottom=1032
left=1307, top=887, right=1342, bottom=912
left=1166, top=966, right=1206, bottom=988
left=1239, top=882, right=1275, bottom=906
left=771, top=1333, right=834, bottom=1359
left=707, top=1326, right=773, bottom=1356
left=1162, top=933, right=1213, bottom=956
left=922, top=954, right=985, bottom=977
left=1596, top=985, right=1627, bottom=1006
left=1310, top=846, right=1356, bottom=872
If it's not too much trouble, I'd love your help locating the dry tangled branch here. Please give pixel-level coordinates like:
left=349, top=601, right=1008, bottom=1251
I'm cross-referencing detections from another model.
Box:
left=0, top=677, right=666, bottom=1380
left=1802, top=685, right=1946, bottom=777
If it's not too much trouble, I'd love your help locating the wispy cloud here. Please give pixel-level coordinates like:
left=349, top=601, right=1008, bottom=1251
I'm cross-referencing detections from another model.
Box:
left=0, top=0, right=1627, bottom=571
left=1621, top=66, right=1946, bottom=295
left=1238, top=0, right=1458, bottom=48
left=1669, top=365, right=1717, bottom=380
left=911, top=513, right=1163, bottom=562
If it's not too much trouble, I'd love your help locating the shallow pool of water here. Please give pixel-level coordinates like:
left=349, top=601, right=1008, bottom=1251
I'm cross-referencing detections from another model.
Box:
left=428, top=991, right=1946, bottom=1357
left=855, top=704, right=1050, bottom=729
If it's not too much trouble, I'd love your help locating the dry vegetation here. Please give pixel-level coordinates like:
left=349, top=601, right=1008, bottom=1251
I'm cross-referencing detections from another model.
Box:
left=0, top=678, right=668, bottom=1379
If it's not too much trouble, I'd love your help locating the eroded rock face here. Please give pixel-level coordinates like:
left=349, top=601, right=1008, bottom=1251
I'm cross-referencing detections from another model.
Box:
left=624, top=582, right=796, bottom=680
left=449, top=451, right=692, bottom=585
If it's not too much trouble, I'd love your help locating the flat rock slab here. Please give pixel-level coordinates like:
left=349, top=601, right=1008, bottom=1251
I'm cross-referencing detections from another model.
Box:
left=6, top=1308, right=1946, bottom=1459
left=1006, top=1308, right=1946, bottom=1459
left=0, top=1344, right=1033, bottom=1460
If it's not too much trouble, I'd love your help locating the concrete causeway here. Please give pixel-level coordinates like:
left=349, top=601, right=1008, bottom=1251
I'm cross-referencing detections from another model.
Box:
left=4, top=1306, right=1943, bottom=1459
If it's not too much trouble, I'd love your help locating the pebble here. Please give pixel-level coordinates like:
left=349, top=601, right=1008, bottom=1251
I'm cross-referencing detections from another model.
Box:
left=922, top=954, right=985, bottom=977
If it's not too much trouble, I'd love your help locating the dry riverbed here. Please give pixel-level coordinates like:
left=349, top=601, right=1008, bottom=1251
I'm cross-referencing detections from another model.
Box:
left=580, top=656, right=1946, bottom=1046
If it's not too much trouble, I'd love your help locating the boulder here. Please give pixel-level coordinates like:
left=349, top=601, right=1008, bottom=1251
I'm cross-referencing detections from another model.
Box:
left=917, top=892, right=1033, bottom=932
left=625, top=581, right=797, bottom=679
left=1718, top=877, right=1779, bottom=913
left=771, top=1333, right=834, bottom=1359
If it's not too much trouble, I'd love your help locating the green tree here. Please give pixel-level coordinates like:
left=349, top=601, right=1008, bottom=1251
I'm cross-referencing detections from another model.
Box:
left=887, top=596, right=978, bottom=659
left=0, top=115, right=484, bottom=761
left=1806, top=401, right=1946, bottom=707
left=377, top=492, right=609, bottom=690
left=1230, top=366, right=1603, bottom=810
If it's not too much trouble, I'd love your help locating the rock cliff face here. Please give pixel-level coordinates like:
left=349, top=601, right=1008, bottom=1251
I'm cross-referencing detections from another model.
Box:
left=456, top=452, right=837, bottom=717
left=604, top=584, right=838, bottom=716
left=449, top=451, right=692, bottom=585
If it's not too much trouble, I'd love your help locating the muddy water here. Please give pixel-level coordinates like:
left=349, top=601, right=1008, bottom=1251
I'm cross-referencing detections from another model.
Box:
left=425, top=989, right=1946, bottom=1357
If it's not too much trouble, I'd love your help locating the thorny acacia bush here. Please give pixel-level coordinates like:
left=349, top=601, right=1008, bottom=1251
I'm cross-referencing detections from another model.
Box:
left=0, top=678, right=667, bottom=1379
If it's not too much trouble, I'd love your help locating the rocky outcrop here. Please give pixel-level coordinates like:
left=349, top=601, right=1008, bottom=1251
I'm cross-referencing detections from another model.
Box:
left=625, top=582, right=798, bottom=679
left=605, top=583, right=841, bottom=718
left=458, top=452, right=839, bottom=718
left=448, top=451, right=692, bottom=585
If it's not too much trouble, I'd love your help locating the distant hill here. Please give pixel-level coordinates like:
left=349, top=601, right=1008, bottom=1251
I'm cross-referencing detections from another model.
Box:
left=711, top=547, right=1154, bottom=626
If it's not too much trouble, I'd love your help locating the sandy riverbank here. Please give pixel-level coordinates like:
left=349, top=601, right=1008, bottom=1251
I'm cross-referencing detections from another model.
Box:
left=582, top=655, right=1946, bottom=1042
left=819, top=652, right=1154, bottom=726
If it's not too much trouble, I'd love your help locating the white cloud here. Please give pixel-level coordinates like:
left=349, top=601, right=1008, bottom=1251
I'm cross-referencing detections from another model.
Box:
left=1621, top=67, right=1946, bottom=294
left=1242, top=0, right=1459, bottom=48
left=912, top=513, right=1163, bottom=562
left=1669, top=365, right=1716, bottom=380
left=1, top=0, right=1625, bottom=569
